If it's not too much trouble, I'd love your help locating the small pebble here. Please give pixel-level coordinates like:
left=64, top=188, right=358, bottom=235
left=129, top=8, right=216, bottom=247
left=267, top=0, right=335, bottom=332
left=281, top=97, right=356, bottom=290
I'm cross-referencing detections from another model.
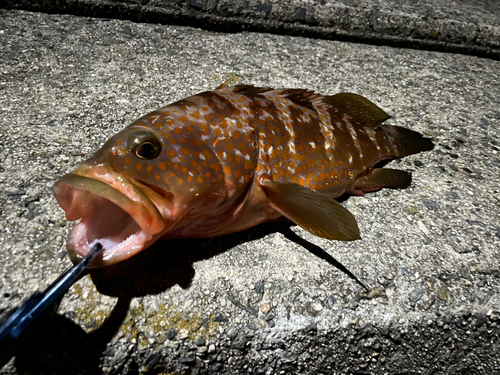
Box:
left=166, top=329, right=176, bottom=340
left=417, top=220, right=430, bottom=235
left=254, top=281, right=264, bottom=294
left=261, top=303, right=271, bottom=313
left=404, top=206, right=418, bottom=214
left=179, top=329, right=189, bottom=339
left=190, top=320, right=202, bottom=332
left=194, top=338, right=206, bottom=346
left=311, top=302, right=323, bottom=311
left=409, top=288, right=424, bottom=303
left=226, top=328, right=238, bottom=339
left=437, top=287, right=449, bottom=301
left=197, top=346, right=208, bottom=356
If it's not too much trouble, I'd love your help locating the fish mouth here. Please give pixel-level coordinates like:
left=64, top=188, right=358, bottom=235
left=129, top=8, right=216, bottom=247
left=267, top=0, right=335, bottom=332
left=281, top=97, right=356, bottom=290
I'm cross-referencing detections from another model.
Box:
left=54, top=164, right=170, bottom=267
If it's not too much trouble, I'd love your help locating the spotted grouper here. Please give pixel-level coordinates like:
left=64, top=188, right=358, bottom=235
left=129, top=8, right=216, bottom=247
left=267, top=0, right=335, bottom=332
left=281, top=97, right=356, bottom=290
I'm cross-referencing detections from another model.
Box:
left=54, top=83, right=433, bottom=267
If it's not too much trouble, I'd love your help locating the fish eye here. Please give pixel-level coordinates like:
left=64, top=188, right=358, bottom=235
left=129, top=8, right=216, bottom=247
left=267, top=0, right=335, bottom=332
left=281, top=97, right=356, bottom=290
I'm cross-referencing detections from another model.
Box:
left=127, top=131, right=162, bottom=160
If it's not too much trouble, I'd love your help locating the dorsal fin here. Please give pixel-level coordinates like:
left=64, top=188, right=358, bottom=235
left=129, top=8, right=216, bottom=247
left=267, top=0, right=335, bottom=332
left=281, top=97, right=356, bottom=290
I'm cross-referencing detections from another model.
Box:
left=231, top=85, right=274, bottom=97
left=321, top=93, right=390, bottom=128
left=217, top=85, right=390, bottom=129
left=214, top=80, right=230, bottom=90
left=278, top=89, right=322, bottom=111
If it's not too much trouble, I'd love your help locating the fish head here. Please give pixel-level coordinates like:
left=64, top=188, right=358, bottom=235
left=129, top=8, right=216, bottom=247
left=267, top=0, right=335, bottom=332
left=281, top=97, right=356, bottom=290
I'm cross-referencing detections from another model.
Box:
left=54, top=111, right=227, bottom=267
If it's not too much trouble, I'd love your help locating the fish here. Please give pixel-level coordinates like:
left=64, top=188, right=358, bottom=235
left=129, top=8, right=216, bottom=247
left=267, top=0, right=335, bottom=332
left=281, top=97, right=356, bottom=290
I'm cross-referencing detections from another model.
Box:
left=54, top=83, right=433, bottom=267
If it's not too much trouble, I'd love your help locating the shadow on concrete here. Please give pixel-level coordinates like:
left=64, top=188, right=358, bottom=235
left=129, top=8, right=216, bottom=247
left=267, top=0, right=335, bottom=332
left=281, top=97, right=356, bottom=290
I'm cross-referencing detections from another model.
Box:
left=13, top=297, right=131, bottom=375
left=90, top=219, right=367, bottom=298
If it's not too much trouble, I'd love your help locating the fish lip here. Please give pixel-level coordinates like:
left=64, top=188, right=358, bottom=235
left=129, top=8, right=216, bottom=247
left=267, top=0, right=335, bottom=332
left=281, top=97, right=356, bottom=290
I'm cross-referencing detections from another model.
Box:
left=54, top=164, right=168, bottom=267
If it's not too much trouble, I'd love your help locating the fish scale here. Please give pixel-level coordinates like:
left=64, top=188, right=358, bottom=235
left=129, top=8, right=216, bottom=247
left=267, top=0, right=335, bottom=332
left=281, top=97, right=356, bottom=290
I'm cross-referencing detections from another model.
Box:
left=54, top=83, right=433, bottom=267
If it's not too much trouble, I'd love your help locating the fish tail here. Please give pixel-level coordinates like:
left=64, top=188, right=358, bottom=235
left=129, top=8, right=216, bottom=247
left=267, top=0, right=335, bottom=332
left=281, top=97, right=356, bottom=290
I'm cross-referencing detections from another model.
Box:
left=382, top=125, right=434, bottom=158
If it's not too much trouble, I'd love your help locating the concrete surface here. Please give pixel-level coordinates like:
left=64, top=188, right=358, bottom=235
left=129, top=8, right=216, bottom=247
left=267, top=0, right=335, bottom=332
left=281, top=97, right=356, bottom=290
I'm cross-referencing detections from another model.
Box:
left=1, top=8, right=500, bottom=375
left=2, top=0, right=500, bottom=60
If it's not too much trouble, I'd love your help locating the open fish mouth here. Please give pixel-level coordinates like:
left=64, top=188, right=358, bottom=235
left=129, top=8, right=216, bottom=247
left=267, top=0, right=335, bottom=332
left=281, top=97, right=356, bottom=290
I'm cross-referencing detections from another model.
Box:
left=54, top=165, right=168, bottom=267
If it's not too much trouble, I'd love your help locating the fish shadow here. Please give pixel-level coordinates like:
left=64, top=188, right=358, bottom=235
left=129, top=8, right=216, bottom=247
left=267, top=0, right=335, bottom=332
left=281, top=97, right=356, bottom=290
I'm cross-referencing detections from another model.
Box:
left=90, top=220, right=366, bottom=298
left=90, top=220, right=294, bottom=297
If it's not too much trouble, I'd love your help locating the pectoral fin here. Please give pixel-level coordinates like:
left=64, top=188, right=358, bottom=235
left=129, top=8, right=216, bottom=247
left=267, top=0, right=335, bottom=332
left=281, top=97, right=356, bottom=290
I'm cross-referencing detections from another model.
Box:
left=351, top=168, right=412, bottom=195
left=260, top=179, right=361, bottom=241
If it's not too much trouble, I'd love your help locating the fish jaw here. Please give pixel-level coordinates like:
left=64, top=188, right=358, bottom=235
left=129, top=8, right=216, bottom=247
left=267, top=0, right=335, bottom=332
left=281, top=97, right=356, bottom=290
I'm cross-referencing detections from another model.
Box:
left=54, top=164, right=174, bottom=267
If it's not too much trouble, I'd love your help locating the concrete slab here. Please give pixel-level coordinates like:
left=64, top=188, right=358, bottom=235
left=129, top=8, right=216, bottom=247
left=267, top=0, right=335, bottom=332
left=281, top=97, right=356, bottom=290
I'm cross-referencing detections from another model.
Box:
left=2, top=0, right=500, bottom=59
left=0, top=8, right=499, bottom=374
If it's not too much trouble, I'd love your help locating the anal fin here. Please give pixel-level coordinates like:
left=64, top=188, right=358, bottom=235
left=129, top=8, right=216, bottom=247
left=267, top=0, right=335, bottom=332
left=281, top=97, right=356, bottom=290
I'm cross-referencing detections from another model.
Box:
left=351, top=168, right=412, bottom=196
left=260, top=179, right=360, bottom=241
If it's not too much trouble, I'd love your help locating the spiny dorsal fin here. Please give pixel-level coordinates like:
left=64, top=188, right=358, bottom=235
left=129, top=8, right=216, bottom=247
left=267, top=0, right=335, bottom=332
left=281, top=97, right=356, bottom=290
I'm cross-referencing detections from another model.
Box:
left=321, top=93, right=390, bottom=128
left=231, top=85, right=274, bottom=97
left=219, top=85, right=389, bottom=130
left=260, top=179, right=361, bottom=241
left=214, top=80, right=230, bottom=90
left=279, top=89, right=322, bottom=111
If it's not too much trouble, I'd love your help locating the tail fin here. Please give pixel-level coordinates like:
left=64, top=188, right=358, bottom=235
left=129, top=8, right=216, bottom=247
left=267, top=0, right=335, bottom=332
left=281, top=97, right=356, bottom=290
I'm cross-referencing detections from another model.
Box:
left=382, top=125, right=434, bottom=158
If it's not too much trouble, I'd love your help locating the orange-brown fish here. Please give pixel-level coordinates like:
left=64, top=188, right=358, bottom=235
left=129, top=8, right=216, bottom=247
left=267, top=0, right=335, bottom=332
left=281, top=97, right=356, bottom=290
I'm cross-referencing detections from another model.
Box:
left=54, top=83, right=433, bottom=267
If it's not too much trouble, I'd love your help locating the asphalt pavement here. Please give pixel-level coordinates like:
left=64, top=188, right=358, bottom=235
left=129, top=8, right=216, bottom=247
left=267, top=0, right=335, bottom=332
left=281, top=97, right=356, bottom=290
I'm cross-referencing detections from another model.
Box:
left=4, top=0, right=500, bottom=59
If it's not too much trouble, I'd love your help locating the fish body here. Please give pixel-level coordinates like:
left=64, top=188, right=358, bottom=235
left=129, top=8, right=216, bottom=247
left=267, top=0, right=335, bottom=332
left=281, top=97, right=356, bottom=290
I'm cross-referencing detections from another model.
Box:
left=54, top=84, right=433, bottom=267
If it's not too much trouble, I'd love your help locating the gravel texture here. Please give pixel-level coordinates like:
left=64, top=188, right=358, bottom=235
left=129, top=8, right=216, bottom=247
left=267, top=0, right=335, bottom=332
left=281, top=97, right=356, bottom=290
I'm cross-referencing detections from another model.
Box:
left=0, top=9, right=500, bottom=374
left=2, top=0, right=500, bottom=59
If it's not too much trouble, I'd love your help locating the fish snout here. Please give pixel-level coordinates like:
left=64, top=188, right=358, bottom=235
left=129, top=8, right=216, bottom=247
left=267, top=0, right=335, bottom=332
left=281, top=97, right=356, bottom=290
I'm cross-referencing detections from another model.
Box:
left=53, top=164, right=173, bottom=267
